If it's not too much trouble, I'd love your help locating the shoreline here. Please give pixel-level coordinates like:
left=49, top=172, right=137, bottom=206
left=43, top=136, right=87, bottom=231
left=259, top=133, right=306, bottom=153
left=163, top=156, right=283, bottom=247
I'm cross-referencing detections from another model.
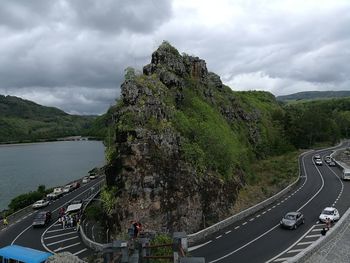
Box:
left=0, top=137, right=102, bottom=147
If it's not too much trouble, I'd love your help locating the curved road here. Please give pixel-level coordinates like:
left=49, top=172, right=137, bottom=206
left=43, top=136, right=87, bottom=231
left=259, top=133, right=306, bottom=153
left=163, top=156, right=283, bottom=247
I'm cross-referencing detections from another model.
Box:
left=191, top=142, right=350, bottom=262
left=0, top=176, right=103, bottom=259
left=1, top=143, right=350, bottom=262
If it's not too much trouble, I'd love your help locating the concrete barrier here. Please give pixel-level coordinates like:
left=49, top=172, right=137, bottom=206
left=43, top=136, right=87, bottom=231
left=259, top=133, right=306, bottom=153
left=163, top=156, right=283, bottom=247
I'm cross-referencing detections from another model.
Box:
left=187, top=151, right=312, bottom=245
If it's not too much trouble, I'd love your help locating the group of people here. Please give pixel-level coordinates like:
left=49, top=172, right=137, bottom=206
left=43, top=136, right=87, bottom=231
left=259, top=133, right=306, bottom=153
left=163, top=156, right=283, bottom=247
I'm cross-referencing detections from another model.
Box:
left=58, top=207, right=81, bottom=231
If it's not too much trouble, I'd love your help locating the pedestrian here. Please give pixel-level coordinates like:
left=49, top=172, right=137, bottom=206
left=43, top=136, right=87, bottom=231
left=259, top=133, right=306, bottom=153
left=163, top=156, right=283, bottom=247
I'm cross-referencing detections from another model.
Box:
left=321, top=227, right=327, bottom=236
left=325, top=218, right=331, bottom=230
left=3, top=217, right=8, bottom=227
left=133, top=221, right=139, bottom=238
left=76, top=219, right=80, bottom=232
left=62, top=216, right=66, bottom=229
left=70, top=216, right=74, bottom=228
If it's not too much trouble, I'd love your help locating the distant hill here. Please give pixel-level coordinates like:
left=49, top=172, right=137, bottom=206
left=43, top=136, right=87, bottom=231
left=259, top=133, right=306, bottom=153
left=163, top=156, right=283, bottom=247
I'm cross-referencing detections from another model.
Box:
left=276, top=91, right=350, bottom=102
left=0, top=95, right=101, bottom=143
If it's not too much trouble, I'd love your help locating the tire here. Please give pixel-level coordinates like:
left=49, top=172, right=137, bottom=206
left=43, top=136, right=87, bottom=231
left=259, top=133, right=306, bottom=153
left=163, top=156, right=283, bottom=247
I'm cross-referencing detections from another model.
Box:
left=293, top=224, right=297, bottom=230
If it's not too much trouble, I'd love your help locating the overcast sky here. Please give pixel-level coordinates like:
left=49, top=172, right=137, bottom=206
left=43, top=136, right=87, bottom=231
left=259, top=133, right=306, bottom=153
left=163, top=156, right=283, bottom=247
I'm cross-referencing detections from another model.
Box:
left=1, top=0, right=349, bottom=115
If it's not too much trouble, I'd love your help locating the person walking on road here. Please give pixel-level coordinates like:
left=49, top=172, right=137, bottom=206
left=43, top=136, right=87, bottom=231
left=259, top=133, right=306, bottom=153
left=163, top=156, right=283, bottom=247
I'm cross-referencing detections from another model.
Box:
left=3, top=217, right=8, bottom=227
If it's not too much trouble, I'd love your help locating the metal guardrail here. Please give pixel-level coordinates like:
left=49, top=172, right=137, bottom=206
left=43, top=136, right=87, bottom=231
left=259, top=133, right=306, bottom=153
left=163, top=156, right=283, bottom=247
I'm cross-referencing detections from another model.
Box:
left=79, top=179, right=112, bottom=252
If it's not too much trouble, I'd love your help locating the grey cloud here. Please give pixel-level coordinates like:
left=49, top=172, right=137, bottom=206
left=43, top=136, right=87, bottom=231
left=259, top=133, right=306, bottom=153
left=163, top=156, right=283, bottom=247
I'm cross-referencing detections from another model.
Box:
left=67, top=0, right=172, bottom=34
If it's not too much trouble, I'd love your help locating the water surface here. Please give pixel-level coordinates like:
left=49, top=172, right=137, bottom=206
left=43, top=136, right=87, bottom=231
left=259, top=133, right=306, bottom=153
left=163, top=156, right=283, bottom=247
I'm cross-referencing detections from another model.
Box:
left=0, top=141, right=105, bottom=210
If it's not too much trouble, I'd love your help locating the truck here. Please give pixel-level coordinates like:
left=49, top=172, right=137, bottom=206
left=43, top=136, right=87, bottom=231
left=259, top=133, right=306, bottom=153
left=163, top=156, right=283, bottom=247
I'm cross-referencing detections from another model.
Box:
left=342, top=168, right=350, bottom=180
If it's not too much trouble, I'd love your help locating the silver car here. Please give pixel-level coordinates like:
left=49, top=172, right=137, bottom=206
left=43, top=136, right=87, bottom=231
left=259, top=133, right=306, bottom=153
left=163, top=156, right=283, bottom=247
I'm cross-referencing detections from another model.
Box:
left=280, top=212, right=305, bottom=229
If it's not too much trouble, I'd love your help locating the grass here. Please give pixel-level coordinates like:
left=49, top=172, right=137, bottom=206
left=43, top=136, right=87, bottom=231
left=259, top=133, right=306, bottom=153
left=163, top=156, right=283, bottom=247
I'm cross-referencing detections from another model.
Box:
left=232, top=150, right=301, bottom=213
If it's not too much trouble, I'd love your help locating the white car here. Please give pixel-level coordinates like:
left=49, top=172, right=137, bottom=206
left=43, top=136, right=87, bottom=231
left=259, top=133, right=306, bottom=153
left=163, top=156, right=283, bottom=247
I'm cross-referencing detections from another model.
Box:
left=82, top=176, right=90, bottom=183
left=32, top=199, right=50, bottom=209
left=89, top=174, right=97, bottom=179
left=315, top=159, right=323, bottom=166
left=63, top=184, right=73, bottom=193
left=319, top=207, right=340, bottom=222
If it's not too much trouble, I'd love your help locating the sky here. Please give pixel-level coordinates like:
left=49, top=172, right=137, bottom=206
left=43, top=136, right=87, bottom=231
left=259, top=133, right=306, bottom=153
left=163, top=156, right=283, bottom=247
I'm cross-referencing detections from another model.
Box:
left=0, top=0, right=349, bottom=115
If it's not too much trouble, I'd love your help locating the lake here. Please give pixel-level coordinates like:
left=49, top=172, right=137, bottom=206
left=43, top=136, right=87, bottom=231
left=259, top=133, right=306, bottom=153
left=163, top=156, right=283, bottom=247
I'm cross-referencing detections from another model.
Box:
left=0, top=140, right=105, bottom=210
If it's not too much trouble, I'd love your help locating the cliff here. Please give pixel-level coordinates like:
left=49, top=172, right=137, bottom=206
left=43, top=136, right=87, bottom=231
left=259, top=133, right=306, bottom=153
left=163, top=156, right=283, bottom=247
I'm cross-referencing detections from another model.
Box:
left=105, top=42, right=290, bottom=234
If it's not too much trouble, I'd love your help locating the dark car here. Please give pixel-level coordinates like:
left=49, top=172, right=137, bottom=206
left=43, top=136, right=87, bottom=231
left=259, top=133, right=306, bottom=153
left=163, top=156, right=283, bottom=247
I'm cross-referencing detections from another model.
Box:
left=280, top=212, right=305, bottom=230
left=32, top=211, right=52, bottom=228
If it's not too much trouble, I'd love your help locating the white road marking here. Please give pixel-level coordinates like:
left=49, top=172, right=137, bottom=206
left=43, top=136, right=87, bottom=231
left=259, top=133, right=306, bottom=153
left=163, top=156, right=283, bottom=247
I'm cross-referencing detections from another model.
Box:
left=242, top=222, right=247, bottom=225
left=297, top=241, right=314, bottom=245
left=11, top=225, right=32, bottom=245
left=256, top=214, right=261, bottom=218
left=208, top=224, right=280, bottom=263
left=234, top=226, right=240, bottom=229
left=262, top=211, right=266, bottom=214
left=273, top=257, right=291, bottom=262
left=46, top=236, right=79, bottom=246
left=46, top=228, right=68, bottom=233
left=225, top=230, right=231, bottom=234
left=54, top=242, right=81, bottom=252
left=44, top=231, right=77, bottom=240
left=305, top=234, right=321, bottom=238
left=216, top=235, right=222, bottom=239
left=74, top=248, right=88, bottom=256
left=188, top=240, right=212, bottom=252
left=287, top=248, right=304, bottom=253
left=249, top=218, right=254, bottom=222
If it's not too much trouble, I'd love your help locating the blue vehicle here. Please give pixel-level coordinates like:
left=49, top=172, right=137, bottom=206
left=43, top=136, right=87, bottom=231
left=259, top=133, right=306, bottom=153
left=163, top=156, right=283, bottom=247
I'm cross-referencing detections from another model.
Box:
left=0, top=245, right=52, bottom=263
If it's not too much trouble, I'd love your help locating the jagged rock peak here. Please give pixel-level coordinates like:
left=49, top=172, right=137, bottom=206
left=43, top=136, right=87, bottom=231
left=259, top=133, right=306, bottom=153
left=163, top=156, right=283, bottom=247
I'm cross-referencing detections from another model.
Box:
left=143, top=41, right=217, bottom=85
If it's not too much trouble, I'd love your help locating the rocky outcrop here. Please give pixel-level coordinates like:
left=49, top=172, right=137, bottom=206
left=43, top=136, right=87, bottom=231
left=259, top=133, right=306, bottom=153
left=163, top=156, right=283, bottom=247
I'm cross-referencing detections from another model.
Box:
left=106, top=42, right=275, bottom=236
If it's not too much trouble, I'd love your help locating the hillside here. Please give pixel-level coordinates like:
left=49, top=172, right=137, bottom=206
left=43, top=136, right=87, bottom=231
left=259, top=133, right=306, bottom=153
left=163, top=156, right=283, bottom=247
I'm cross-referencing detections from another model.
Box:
left=103, top=42, right=294, bottom=234
left=277, top=90, right=350, bottom=102
left=0, top=95, right=96, bottom=143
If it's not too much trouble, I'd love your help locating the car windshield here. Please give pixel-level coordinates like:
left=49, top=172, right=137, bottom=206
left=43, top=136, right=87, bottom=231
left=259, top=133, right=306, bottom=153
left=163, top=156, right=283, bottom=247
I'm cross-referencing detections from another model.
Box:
left=322, top=210, right=333, bottom=215
left=285, top=214, right=296, bottom=220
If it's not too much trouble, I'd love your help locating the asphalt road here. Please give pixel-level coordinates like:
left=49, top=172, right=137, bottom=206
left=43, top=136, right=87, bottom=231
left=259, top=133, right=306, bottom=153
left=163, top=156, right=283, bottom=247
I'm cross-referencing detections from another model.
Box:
left=191, top=142, right=350, bottom=263
left=0, top=176, right=104, bottom=259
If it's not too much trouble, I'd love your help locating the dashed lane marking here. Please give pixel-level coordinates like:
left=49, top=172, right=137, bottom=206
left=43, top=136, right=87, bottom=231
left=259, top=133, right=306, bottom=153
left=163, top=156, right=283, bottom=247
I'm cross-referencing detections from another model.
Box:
left=54, top=242, right=81, bottom=252
left=249, top=218, right=254, bottom=222
left=225, top=230, right=231, bottom=234
left=242, top=222, right=247, bottom=226
left=234, top=226, right=240, bottom=230
left=256, top=214, right=261, bottom=218
left=216, top=235, right=222, bottom=239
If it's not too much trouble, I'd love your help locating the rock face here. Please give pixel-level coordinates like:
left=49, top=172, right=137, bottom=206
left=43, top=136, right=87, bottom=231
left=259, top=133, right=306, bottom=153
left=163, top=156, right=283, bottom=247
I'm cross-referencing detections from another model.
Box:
left=106, top=42, right=276, bottom=235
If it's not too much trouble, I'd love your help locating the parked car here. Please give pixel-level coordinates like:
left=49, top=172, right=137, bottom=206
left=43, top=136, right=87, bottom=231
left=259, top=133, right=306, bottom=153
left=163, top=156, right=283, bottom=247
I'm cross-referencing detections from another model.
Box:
left=71, top=181, right=80, bottom=189
left=32, top=199, right=50, bottom=209
left=328, top=161, right=336, bottom=167
left=315, top=159, right=323, bottom=166
left=89, top=174, right=97, bottom=179
left=82, top=176, right=90, bottom=183
left=280, top=212, right=305, bottom=229
left=63, top=184, right=73, bottom=193
left=319, top=207, right=340, bottom=223
left=32, top=211, right=51, bottom=227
